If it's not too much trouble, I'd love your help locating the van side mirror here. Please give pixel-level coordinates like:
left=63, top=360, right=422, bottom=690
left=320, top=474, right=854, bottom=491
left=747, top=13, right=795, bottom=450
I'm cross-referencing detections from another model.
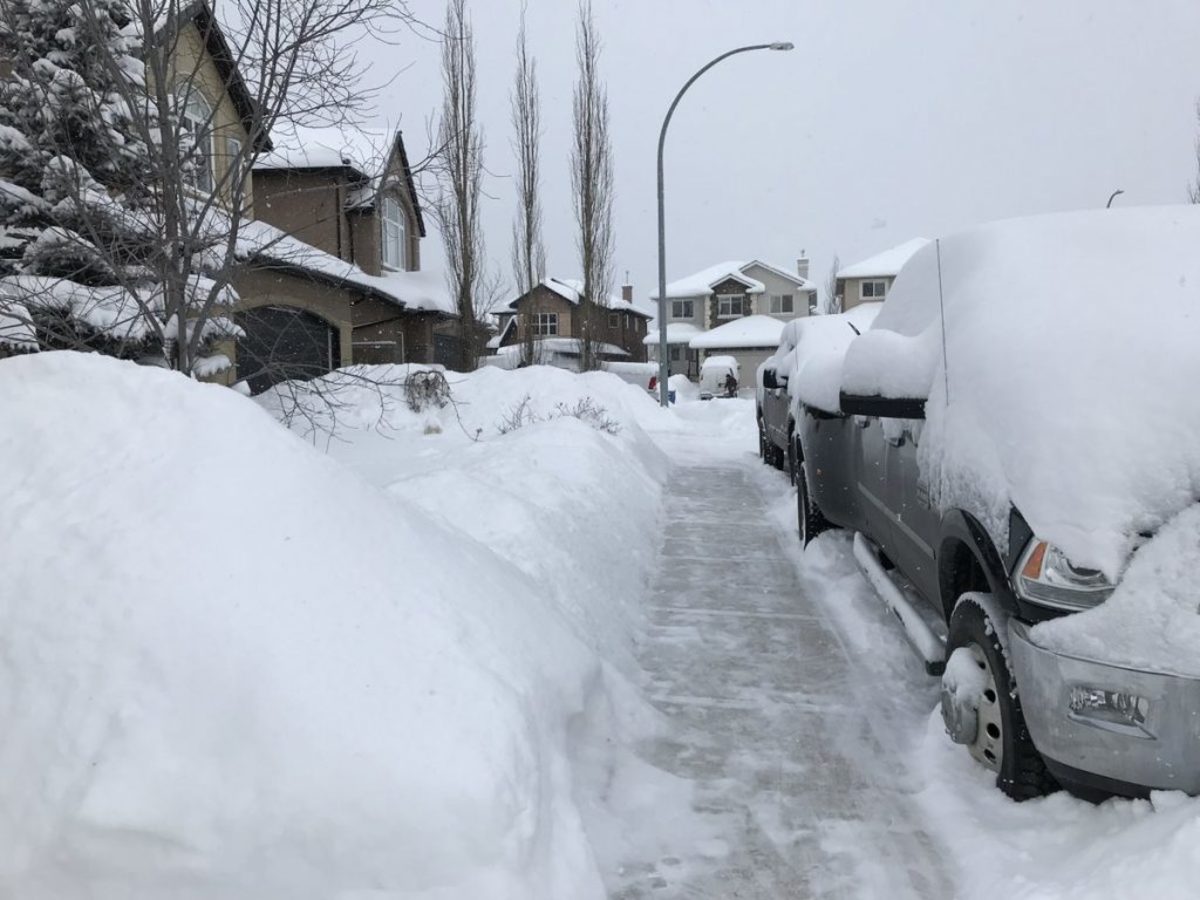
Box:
left=839, top=393, right=926, bottom=420
left=762, top=369, right=778, bottom=390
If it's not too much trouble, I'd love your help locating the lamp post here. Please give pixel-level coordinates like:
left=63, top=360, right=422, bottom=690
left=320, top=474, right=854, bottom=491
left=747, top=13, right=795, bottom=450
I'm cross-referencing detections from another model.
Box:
left=1106, top=189, right=1124, bottom=209
left=656, top=42, right=794, bottom=407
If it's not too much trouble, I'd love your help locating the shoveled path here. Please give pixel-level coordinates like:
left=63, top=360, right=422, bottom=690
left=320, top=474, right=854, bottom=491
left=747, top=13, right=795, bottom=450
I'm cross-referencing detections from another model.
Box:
left=609, top=446, right=952, bottom=898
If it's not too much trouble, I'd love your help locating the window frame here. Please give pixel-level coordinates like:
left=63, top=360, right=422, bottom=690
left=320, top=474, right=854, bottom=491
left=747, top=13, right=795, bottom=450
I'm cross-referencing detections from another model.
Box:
left=861, top=279, right=888, bottom=300
left=380, top=194, right=408, bottom=270
left=717, top=294, right=745, bottom=319
left=177, top=87, right=215, bottom=193
left=533, top=312, right=558, bottom=336
left=609, top=312, right=620, bottom=328
left=769, top=293, right=794, bottom=314
left=671, top=299, right=694, bottom=319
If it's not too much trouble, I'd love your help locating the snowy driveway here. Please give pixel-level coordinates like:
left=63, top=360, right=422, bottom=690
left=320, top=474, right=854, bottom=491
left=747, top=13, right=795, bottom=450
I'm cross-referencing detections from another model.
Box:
left=607, top=409, right=952, bottom=898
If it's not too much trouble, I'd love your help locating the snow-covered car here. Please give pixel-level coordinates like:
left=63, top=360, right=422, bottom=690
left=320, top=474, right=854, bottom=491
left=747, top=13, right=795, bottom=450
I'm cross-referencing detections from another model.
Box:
left=698, top=355, right=739, bottom=400
left=756, top=304, right=881, bottom=477
left=794, top=206, right=1200, bottom=801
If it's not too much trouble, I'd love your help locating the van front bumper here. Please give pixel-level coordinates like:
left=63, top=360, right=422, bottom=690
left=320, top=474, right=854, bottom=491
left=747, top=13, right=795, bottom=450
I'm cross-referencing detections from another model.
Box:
left=1009, top=620, right=1200, bottom=797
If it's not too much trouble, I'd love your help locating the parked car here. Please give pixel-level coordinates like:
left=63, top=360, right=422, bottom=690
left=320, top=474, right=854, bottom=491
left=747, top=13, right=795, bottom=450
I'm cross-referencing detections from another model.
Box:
left=757, top=304, right=881, bottom=478
left=793, top=207, right=1200, bottom=802
left=698, top=355, right=739, bottom=400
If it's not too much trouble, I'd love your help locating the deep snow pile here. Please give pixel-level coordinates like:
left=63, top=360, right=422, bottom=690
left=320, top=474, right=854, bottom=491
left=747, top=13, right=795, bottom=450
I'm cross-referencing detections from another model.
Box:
left=834, top=207, right=1200, bottom=582
left=0, top=353, right=668, bottom=898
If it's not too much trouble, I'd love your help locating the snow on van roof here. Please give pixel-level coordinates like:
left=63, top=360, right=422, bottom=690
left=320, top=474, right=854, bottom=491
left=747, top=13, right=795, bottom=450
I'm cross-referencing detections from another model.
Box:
left=689, top=314, right=785, bottom=349
left=839, top=205, right=1200, bottom=585
left=836, top=238, right=930, bottom=279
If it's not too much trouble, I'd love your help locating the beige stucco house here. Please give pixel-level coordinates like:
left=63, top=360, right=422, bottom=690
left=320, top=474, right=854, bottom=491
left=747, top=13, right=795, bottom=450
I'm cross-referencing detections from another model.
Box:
left=837, top=238, right=930, bottom=311
left=645, top=259, right=816, bottom=379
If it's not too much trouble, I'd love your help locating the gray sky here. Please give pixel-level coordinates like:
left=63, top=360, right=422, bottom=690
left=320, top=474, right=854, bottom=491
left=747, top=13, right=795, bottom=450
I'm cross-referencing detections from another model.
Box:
left=365, top=0, right=1200, bottom=306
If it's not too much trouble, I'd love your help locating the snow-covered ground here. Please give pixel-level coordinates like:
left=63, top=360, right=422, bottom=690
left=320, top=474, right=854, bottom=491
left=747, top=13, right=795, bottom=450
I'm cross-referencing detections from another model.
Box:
left=4, top=352, right=1200, bottom=898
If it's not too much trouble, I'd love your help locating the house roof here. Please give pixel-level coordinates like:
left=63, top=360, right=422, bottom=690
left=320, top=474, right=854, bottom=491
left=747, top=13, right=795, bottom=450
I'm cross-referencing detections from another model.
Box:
left=253, top=127, right=427, bottom=237
left=642, top=322, right=701, bottom=346
left=654, top=260, right=814, bottom=300
left=236, top=219, right=454, bottom=315
left=508, top=277, right=653, bottom=318
left=689, top=314, right=786, bottom=350
left=837, top=238, right=931, bottom=280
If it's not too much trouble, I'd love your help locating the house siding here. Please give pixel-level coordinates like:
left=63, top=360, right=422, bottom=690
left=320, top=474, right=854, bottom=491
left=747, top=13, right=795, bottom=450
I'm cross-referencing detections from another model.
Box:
left=840, top=275, right=894, bottom=311
left=741, top=263, right=814, bottom=322
left=254, top=169, right=352, bottom=261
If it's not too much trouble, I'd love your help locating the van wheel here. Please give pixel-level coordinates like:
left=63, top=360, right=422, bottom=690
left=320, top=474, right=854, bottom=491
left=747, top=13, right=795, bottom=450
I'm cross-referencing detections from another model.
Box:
left=942, top=594, right=1057, bottom=800
left=796, top=463, right=830, bottom=546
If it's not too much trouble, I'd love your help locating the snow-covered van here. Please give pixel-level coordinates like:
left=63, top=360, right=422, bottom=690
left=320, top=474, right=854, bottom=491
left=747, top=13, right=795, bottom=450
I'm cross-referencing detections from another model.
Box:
left=794, top=207, right=1200, bottom=800
left=698, top=355, right=739, bottom=400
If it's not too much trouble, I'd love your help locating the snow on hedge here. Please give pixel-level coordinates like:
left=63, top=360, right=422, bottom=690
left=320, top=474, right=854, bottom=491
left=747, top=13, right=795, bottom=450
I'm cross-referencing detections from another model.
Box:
left=0, top=353, right=670, bottom=898
left=838, top=206, right=1200, bottom=582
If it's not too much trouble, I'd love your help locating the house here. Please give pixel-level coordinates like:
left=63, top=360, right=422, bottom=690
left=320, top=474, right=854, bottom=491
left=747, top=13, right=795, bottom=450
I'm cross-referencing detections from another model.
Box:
left=645, top=258, right=816, bottom=379
left=235, top=127, right=456, bottom=391
left=494, top=277, right=651, bottom=369
left=837, top=238, right=930, bottom=311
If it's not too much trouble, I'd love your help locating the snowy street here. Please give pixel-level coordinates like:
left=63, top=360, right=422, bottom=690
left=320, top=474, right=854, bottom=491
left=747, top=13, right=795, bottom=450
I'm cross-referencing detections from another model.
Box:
left=604, top=407, right=950, bottom=898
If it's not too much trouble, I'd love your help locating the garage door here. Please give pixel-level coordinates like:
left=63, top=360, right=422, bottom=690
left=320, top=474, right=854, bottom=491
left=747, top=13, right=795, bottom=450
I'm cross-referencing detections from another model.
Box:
left=234, top=305, right=340, bottom=395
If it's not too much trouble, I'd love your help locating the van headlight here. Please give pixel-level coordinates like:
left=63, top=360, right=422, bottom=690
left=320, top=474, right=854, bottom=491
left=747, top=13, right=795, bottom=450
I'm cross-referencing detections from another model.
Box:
left=1015, top=540, right=1114, bottom=611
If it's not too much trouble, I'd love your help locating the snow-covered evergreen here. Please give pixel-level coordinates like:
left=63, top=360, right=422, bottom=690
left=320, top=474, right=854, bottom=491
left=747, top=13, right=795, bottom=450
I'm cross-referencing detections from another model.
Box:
left=0, top=0, right=238, bottom=371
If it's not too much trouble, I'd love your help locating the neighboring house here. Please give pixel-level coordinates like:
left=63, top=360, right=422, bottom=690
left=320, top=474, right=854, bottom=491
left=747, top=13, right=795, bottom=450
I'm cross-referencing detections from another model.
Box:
left=645, top=258, right=816, bottom=379
left=495, top=277, right=651, bottom=368
left=837, top=237, right=930, bottom=311
left=235, top=128, right=456, bottom=390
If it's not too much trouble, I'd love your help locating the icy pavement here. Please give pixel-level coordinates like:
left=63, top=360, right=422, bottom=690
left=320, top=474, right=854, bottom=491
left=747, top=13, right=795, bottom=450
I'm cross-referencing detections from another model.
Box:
left=608, top=405, right=952, bottom=898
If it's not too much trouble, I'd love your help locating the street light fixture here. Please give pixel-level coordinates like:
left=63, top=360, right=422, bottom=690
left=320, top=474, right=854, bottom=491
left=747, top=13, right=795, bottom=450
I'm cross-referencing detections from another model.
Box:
left=655, top=42, right=793, bottom=407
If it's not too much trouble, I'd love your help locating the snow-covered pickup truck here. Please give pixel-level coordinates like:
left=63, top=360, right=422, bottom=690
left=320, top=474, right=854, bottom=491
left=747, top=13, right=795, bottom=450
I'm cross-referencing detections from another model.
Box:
left=795, top=207, right=1200, bottom=801
left=756, top=304, right=881, bottom=478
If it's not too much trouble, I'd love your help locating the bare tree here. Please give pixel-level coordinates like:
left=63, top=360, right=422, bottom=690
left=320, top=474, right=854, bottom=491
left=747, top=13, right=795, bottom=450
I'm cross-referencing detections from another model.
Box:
left=570, top=0, right=613, bottom=373
left=434, top=0, right=486, bottom=373
left=824, top=253, right=842, bottom=314
left=0, top=0, right=416, bottom=378
left=510, top=7, right=546, bottom=367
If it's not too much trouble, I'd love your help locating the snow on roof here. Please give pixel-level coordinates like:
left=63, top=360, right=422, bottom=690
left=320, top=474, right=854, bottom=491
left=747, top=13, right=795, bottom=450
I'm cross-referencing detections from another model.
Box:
left=700, top=355, right=738, bottom=371
left=237, top=219, right=455, bottom=315
left=654, top=261, right=762, bottom=299
left=253, top=126, right=391, bottom=177
left=836, top=238, right=931, bottom=280
left=689, top=314, right=785, bottom=349
left=653, top=260, right=813, bottom=300
left=840, top=205, right=1200, bottom=583
left=510, top=277, right=652, bottom=318
left=642, top=322, right=701, bottom=345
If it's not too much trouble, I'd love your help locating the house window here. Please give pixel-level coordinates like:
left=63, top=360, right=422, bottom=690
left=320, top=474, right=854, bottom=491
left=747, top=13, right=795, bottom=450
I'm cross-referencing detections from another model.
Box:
left=609, top=312, right=620, bottom=328
left=533, top=312, right=558, bottom=336
left=861, top=279, right=888, bottom=300
left=717, top=294, right=745, bottom=318
left=381, top=195, right=408, bottom=269
left=178, top=88, right=214, bottom=192
left=769, top=294, right=794, bottom=314
left=671, top=299, right=694, bottom=319
left=669, top=346, right=682, bottom=361
left=225, top=135, right=243, bottom=191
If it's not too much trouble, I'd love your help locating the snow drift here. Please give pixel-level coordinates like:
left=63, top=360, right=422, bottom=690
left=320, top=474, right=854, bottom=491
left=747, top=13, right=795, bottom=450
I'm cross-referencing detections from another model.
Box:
left=0, top=353, right=666, bottom=898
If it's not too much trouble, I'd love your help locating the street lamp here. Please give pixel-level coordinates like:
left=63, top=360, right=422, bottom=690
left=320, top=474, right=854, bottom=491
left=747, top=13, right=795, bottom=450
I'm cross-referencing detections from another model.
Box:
left=1106, top=189, right=1124, bottom=209
left=656, top=42, right=794, bottom=407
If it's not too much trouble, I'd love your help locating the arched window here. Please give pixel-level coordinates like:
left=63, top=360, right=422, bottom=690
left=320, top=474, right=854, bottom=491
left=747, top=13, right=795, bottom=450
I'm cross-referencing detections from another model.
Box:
left=177, top=87, right=214, bottom=192
left=381, top=195, right=407, bottom=269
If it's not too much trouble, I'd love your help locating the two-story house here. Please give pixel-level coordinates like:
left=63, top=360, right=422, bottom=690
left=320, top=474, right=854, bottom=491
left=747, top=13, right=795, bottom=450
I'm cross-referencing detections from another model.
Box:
left=493, top=277, right=651, bottom=368
left=836, top=238, right=930, bottom=311
left=236, top=128, right=456, bottom=391
left=645, top=259, right=816, bottom=379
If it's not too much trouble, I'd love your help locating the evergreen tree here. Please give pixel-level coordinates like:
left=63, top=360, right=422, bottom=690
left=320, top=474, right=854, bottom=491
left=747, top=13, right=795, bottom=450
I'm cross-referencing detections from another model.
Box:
left=0, top=0, right=165, bottom=359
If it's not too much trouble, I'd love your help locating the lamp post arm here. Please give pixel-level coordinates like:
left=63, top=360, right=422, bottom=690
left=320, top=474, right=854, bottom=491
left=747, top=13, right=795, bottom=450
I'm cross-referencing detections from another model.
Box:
left=656, top=44, right=779, bottom=407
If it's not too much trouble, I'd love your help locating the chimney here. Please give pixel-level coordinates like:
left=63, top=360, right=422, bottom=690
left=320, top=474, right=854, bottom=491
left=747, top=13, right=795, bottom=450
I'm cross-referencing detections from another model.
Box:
left=796, top=249, right=810, bottom=281
left=621, top=283, right=633, bottom=302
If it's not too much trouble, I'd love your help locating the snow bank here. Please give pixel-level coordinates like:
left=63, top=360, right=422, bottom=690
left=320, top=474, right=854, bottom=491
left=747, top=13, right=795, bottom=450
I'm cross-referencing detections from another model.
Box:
left=839, top=206, right=1200, bottom=580
left=0, top=353, right=664, bottom=898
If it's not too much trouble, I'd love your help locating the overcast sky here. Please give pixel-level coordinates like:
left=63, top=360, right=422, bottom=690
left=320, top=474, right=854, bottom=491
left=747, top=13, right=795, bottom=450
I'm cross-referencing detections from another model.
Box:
left=362, top=0, right=1200, bottom=305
